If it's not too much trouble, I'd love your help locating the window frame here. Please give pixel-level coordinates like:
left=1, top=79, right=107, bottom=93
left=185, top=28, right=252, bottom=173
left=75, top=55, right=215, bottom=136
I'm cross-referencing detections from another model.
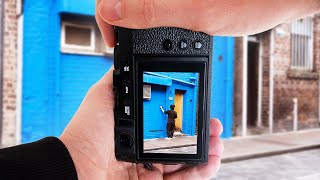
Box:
left=143, top=85, right=151, bottom=100
left=60, top=22, right=96, bottom=53
left=290, top=16, right=314, bottom=71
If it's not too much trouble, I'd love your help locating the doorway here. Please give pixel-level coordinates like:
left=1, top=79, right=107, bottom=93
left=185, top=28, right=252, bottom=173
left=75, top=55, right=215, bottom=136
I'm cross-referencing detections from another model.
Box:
left=174, top=90, right=184, bottom=132
left=247, top=40, right=260, bottom=127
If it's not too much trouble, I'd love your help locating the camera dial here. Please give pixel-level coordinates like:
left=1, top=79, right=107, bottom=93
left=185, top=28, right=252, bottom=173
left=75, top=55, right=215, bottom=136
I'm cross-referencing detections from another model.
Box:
left=163, top=39, right=173, bottom=50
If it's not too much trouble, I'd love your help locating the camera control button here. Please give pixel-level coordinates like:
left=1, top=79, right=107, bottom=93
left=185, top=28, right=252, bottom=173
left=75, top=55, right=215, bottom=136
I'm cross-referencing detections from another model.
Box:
left=163, top=39, right=173, bottom=51
left=119, top=133, right=133, bottom=149
left=194, top=41, right=203, bottom=49
left=124, top=106, right=130, bottom=116
left=124, top=86, right=129, bottom=94
left=113, top=69, right=120, bottom=86
left=180, top=41, right=188, bottom=49
left=123, top=65, right=130, bottom=72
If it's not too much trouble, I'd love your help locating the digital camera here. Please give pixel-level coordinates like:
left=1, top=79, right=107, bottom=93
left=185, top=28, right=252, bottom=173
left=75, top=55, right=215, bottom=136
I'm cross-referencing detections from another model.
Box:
left=113, top=27, right=212, bottom=164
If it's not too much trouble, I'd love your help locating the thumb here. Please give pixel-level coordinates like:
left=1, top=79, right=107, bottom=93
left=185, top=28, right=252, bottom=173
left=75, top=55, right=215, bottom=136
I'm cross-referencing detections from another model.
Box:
left=97, top=0, right=209, bottom=32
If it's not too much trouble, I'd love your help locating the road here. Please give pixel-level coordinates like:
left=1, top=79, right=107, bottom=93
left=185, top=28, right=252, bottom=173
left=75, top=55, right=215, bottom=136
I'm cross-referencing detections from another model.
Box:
left=146, top=145, right=197, bottom=154
left=215, top=149, right=320, bottom=180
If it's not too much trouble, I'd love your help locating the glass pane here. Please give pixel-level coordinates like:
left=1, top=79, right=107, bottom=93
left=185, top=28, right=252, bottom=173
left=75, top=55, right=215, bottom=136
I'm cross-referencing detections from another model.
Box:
left=65, top=25, right=91, bottom=46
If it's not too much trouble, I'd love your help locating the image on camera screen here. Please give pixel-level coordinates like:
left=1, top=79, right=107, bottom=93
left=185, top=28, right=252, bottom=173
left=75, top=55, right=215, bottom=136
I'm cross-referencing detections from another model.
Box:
left=143, top=71, right=199, bottom=154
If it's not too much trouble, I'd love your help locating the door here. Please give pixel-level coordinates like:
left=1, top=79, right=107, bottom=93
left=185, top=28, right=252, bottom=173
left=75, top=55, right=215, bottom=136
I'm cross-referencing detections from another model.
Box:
left=143, top=85, right=167, bottom=139
left=247, top=41, right=260, bottom=126
left=174, top=90, right=184, bottom=132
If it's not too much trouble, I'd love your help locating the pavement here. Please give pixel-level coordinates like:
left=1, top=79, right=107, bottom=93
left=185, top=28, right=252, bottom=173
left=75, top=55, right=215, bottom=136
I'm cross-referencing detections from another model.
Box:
left=144, top=134, right=197, bottom=154
left=222, top=128, right=320, bottom=162
left=216, top=149, right=320, bottom=180
left=143, top=128, right=320, bottom=160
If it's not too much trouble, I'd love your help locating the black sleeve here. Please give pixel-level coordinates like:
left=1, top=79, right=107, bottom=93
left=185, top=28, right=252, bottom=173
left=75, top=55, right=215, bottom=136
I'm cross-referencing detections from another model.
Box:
left=164, top=110, right=168, bottom=114
left=0, top=137, right=78, bottom=180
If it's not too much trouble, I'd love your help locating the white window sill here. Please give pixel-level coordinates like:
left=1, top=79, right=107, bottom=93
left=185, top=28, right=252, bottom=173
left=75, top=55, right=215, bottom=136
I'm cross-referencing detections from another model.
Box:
left=60, top=48, right=113, bottom=57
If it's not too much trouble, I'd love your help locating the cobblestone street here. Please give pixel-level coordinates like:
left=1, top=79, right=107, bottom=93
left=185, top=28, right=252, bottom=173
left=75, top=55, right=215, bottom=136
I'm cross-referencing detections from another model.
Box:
left=215, top=149, right=320, bottom=180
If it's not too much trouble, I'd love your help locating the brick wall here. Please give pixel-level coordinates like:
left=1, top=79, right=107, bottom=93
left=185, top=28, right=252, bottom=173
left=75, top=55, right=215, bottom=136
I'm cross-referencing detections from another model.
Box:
left=233, top=14, right=320, bottom=135
left=2, top=0, right=18, bottom=146
left=233, top=37, right=243, bottom=135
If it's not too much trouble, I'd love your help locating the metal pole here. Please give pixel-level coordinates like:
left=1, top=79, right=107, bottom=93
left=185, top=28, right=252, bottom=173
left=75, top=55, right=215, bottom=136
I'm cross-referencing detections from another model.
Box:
left=293, top=98, right=298, bottom=131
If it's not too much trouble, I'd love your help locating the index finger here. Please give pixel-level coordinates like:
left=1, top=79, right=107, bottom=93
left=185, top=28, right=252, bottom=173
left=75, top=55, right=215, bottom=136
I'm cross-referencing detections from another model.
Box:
left=210, top=118, right=223, bottom=137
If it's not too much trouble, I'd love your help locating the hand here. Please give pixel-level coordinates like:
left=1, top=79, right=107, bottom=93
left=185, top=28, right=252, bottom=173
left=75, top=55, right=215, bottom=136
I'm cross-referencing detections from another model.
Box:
left=96, top=0, right=320, bottom=47
left=60, top=68, right=224, bottom=180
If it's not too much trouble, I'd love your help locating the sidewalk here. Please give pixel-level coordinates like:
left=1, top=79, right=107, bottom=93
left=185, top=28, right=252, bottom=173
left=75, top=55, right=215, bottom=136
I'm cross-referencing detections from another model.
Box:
left=144, top=135, right=197, bottom=152
left=222, top=128, right=320, bottom=162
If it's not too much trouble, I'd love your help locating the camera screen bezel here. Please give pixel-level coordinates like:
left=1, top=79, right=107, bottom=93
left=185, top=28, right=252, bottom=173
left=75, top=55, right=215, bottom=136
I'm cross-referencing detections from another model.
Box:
left=135, top=56, right=208, bottom=162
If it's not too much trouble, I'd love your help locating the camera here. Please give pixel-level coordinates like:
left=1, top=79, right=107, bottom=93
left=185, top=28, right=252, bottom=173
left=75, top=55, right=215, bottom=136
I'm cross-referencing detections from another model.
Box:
left=113, top=27, right=212, bottom=164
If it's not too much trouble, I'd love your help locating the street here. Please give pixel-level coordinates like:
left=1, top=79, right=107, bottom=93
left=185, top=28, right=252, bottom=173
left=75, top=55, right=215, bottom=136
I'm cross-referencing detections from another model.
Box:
left=215, top=149, right=320, bottom=180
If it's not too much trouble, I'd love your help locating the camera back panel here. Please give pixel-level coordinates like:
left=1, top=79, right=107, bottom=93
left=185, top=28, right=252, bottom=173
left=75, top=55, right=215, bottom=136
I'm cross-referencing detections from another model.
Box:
left=113, top=27, right=212, bottom=164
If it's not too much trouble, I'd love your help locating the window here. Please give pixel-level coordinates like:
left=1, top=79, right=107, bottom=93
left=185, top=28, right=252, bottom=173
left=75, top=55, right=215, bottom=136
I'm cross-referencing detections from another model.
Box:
left=61, top=22, right=113, bottom=55
left=290, top=17, right=313, bottom=70
left=143, top=85, right=151, bottom=100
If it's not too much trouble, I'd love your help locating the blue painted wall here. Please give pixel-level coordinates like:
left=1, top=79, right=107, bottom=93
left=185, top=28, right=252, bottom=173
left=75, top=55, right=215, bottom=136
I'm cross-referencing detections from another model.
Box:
left=22, top=0, right=113, bottom=143
left=211, top=37, right=235, bottom=138
left=143, top=72, right=198, bottom=139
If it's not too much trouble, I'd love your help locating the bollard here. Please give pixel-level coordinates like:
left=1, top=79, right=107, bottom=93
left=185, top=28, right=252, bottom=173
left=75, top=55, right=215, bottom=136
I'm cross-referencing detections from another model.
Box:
left=293, top=98, right=298, bottom=131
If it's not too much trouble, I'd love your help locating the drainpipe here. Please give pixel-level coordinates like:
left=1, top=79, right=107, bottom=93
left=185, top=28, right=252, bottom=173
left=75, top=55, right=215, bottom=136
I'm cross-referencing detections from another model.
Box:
left=0, top=0, right=5, bottom=146
left=269, top=30, right=274, bottom=134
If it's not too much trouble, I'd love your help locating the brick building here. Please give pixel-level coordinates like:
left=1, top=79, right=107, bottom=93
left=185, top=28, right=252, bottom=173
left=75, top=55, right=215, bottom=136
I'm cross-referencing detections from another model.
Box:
left=234, top=14, right=320, bottom=136
left=0, top=0, right=21, bottom=146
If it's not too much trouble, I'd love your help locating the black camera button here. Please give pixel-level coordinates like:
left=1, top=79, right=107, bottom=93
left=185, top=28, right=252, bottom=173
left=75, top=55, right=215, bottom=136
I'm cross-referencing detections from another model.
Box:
left=123, top=65, right=130, bottom=72
left=124, top=85, right=129, bottom=94
left=113, top=69, right=120, bottom=86
left=124, top=105, right=131, bottom=116
left=114, top=45, right=119, bottom=69
left=119, top=133, right=133, bottom=149
left=194, top=41, right=203, bottom=49
left=179, top=40, right=188, bottom=50
left=163, top=39, right=173, bottom=51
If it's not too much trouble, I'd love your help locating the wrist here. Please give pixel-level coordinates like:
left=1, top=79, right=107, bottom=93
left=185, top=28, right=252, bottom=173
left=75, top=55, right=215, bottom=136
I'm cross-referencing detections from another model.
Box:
left=59, top=132, right=105, bottom=180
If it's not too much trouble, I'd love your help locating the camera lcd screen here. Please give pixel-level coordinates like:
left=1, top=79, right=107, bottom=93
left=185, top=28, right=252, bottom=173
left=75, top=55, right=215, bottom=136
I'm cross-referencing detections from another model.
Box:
left=142, top=71, right=199, bottom=154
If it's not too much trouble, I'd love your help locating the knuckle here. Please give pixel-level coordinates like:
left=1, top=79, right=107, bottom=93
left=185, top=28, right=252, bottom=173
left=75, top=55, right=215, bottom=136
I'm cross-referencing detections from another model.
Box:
left=141, top=0, right=157, bottom=27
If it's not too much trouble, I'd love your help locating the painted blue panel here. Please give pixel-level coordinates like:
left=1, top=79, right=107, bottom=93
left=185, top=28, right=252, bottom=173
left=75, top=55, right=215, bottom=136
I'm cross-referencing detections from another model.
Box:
left=143, top=85, right=167, bottom=139
left=143, top=74, right=172, bottom=86
left=59, top=54, right=113, bottom=133
left=22, top=0, right=60, bottom=142
left=211, top=36, right=235, bottom=138
left=22, top=0, right=113, bottom=143
left=59, top=0, right=95, bottom=16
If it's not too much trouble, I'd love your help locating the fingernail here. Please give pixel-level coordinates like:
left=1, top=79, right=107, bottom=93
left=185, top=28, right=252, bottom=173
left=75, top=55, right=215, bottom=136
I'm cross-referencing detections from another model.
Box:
left=99, top=0, right=122, bottom=21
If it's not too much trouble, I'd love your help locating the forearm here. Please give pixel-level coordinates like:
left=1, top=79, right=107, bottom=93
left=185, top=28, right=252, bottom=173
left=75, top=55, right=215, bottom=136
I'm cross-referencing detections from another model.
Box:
left=0, top=137, right=78, bottom=180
